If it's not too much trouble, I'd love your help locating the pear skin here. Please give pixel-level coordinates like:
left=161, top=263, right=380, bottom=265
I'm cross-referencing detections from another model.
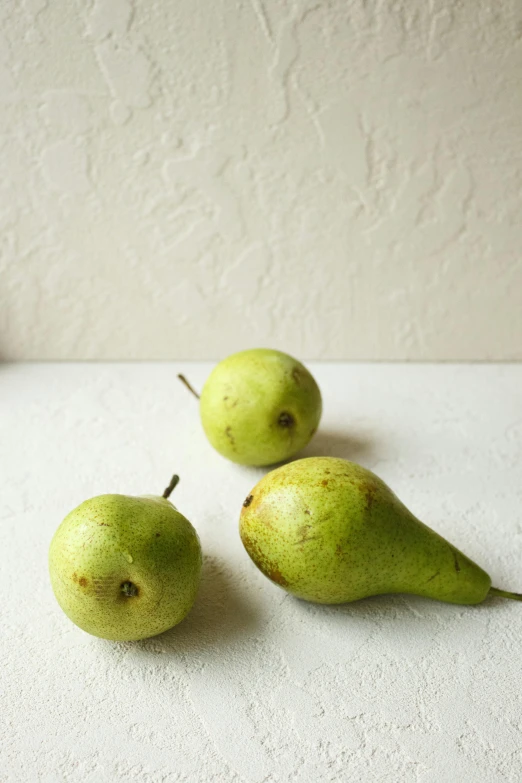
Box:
left=49, top=478, right=202, bottom=641
left=240, top=457, right=520, bottom=606
left=199, top=348, right=322, bottom=466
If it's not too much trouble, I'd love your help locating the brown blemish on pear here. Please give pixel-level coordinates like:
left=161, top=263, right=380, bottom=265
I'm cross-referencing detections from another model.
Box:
left=240, top=528, right=289, bottom=587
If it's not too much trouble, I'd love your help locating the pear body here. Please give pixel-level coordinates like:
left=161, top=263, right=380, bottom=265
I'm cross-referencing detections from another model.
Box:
left=199, top=348, right=322, bottom=466
left=240, top=457, right=491, bottom=605
left=49, top=494, right=202, bottom=640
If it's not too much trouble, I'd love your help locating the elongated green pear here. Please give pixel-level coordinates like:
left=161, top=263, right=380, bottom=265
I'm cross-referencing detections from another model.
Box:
left=180, top=348, right=322, bottom=466
left=49, top=475, right=202, bottom=641
left=240, top=457, right=521, bottom=606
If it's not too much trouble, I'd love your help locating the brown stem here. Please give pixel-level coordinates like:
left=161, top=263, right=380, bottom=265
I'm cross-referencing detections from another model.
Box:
left=489, top=587, right=522, bottom=602
left=178, top=374, right=200, bottom=400
left=162, top=474, right=180, bottom=499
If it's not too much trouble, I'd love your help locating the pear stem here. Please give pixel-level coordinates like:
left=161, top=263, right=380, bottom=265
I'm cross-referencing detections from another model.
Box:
left=178, top=374, right=200, bottom=400
left=489, top=587, right=522, bottom=602
left=162, top=474, right=180, bottom=499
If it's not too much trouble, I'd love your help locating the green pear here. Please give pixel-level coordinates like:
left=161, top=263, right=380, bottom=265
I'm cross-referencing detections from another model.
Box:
left=49, top=476, right=202, bottom=641
left=240, top=457, right=522, bottom=606
left=187, top=348, right=322, bottom=466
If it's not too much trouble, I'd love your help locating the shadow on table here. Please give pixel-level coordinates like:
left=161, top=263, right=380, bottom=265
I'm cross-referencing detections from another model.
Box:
left=134, top=554, right=258, bottom=656
left=293, top=588, right=503, bottom=624
left=299, top=428, right=379, bottom=464
left=245, top=429, right=382, bottom=478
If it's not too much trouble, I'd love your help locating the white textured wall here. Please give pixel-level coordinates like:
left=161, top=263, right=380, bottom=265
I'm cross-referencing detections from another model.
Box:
left=2, top=1, right=522, bottom=360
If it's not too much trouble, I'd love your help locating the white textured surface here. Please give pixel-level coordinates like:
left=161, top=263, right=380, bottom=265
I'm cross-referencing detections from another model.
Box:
left=1, top=2, right=522, bottom=360
left=2, top=362, right=522, bottom=782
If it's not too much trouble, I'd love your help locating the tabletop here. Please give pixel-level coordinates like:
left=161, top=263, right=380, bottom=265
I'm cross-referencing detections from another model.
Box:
left=2, top=362, right=522, bottom=783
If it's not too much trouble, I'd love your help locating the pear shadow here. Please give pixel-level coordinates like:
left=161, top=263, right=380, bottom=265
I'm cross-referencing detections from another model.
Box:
left=292, top=592, right=416, bottom=620
left=292, top=590, right=499, bottom=622
left=481, top=592, right=522, bottom=609
left=298, top=428, right=379, bottom=464
left=132, top=555, right=259, bottom=655
left=225, top=429, right=381, bottom=489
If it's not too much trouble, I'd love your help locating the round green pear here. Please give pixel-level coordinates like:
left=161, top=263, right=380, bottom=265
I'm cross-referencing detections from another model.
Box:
left=49, top=476, right=202, bottom=641
left=240, top=457, right=522, bottom=606
left=193, top=348, right=322, bottom=466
